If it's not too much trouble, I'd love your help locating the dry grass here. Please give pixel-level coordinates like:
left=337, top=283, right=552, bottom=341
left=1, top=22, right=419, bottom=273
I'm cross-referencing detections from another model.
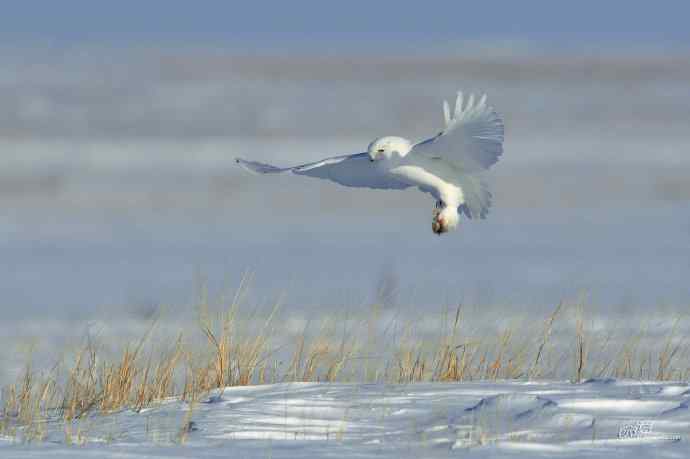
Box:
left=530, top=302, right=563, bottom=379
left=574, top=304, right=588, bottom=383
left=1, top=292, right=690, bottom=443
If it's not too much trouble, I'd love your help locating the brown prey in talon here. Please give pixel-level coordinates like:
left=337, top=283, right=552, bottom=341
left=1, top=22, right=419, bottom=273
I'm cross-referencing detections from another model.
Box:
left=432, top=203, right=450, bottom=235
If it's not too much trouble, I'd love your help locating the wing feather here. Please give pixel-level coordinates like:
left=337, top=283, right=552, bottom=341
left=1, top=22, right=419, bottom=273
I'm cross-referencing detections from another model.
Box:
left=458, top=174, right=492, bottom=219
left=236, top=153, right=410, bottom=190
left=455, top=92, right=464, bottom=117
left=442, top=100, right=451, bottom=127
left=412, top=92, right=504, bottom=173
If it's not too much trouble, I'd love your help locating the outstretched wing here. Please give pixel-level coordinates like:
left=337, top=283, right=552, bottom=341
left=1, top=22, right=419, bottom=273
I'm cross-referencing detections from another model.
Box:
left=412, top=92, right=504, bottom=173
left=236, top=153, right=410, bottom=190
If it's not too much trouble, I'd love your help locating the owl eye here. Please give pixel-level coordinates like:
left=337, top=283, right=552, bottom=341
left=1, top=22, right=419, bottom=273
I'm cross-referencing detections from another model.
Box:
left=377, top=148, right=385, bottom=153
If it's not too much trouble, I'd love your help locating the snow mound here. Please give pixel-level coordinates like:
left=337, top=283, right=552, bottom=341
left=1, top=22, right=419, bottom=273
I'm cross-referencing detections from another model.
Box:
left=1, top=380, right=689, bottom=458
left=464, top=393, right=557, bottom=419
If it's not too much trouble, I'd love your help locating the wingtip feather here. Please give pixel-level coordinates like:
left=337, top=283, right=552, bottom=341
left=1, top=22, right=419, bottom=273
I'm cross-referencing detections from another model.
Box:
left=455, top=91, right=464, bottom=117
left=466, top=93, right=475, bottom=112
left=236, top=158, right=284, bottom=174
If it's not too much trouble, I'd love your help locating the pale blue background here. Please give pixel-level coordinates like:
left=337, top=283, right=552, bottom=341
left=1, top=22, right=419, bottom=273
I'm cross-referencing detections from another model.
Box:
left=2, top=1, right=689, bottom=49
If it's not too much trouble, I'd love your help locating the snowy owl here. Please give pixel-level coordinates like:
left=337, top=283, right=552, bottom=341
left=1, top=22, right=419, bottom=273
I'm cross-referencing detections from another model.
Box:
left=236, top=92, right=504, bottom=235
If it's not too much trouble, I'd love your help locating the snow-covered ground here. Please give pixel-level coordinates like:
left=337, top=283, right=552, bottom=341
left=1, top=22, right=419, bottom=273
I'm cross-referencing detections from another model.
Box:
left=2, top=379, right=688, bottom=458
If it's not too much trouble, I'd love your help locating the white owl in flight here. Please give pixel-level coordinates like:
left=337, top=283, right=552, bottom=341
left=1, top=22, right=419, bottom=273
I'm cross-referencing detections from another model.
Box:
left=237, top=92, right=504, bottom=235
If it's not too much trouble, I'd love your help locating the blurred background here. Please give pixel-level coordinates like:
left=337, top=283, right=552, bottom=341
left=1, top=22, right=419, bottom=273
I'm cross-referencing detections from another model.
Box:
left=1, top=1, right=690, bottom=381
